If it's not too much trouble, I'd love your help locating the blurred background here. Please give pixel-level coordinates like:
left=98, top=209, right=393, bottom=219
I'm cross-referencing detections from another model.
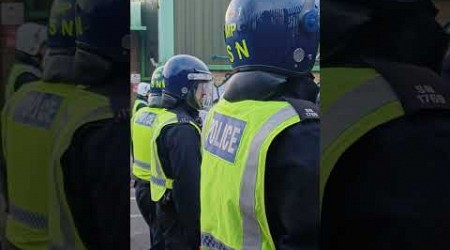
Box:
left=1, top=0, right=52, bottom=108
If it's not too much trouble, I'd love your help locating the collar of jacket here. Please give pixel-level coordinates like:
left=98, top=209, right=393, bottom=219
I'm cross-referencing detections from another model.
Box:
left=223, top=70, right=319, bottom=103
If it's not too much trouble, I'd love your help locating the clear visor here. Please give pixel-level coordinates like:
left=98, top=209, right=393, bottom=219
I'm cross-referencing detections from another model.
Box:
left=194, top=80, right=214, bottom=111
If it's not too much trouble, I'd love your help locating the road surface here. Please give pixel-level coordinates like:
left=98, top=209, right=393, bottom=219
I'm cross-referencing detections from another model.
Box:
left=130, top=180, right=150, bottom=250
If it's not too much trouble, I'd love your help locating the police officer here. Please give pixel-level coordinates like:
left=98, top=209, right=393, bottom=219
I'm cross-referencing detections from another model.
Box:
left=321, top=0, right=450, bottom=249
left=47, top=0, right=130, bottom=249
left=131, top=66, right=165, bottom=250
left=133, top=82, right=151, bottom=116
left=200, top=0, right=320, bottom=249
left=4, top=23, right=47, bottom=102
left=1, top=1, right=79, bottom=249
left=149, top=54, right=213, bottom=249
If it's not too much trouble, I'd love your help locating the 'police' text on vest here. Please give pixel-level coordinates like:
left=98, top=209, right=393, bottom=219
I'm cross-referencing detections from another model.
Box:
left=205, top=113, right=246, bottom=163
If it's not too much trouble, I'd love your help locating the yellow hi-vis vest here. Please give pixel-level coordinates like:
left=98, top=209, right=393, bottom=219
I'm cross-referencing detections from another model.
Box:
left=149, top=110, right=201, bottom=202
left=5, top=63, right=42, bottom=102
left=131, top=107, right=165, bottom=181
left=200, top=99, right=305, bottom=250
left=320, top=68, right=406, bottom=201
left=2, top=81, right=78, bottom=250
left=48, top=86, right=115, bottom=250
left=3, top=81, right=115, bottom=250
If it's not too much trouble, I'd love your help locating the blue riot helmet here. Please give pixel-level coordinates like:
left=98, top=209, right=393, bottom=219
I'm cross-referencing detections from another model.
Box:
left=148, top=66, right=165, bottom=108
left=47, top=0, right=79, bottom=49
left=224, top=0, right=319, bottom=76
left=43, top=0, right=79, bottom=81
left=162, top=55, right=214, bottom=111
left=75, top=0, right=129, bottom=62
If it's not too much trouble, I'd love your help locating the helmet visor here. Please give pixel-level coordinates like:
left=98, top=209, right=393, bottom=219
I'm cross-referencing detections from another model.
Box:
left=187, top=72, right=214, bottom=110
left=193, top=81, right=214, bottom=111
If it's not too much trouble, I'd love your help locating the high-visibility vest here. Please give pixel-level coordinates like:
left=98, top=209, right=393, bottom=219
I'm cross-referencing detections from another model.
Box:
left=200, top=99, right=306, bottom=250
left=48, top=86, right=115, bottom=250
left=2, top=82, right=112, bottom=249
left=2, top=81, right=74, bottom=250
left=149, top=110, right=201, bottom=202
left=2, top=81, right=115, bottom=250
left=131, top=107, right=165, bottom=181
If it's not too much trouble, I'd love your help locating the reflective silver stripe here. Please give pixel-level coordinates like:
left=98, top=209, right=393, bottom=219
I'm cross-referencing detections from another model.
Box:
left=150, top=176, right=168, bottom=187
left=9, top=203, right=47, bottom=230
left=201, top=232, right=234, bottom=250
left=321, top=76, right=399, bottom=153
left=134, top=160, right=151, bottom=170
left=240, top=106, right=298, bottom=249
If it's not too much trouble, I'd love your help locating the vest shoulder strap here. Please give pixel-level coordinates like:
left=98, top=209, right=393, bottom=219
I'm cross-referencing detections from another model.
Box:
left=283, top=97, right=320, bottom=121
left=369, top=60, right=450, bottom=115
